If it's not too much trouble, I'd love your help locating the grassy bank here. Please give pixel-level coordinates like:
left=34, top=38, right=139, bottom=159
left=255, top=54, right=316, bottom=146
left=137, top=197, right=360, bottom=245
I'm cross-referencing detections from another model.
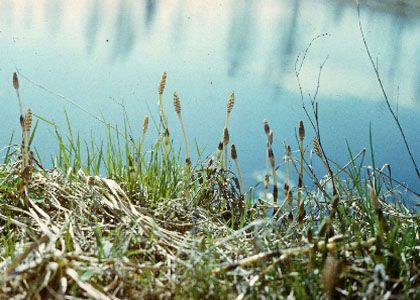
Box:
left=0, top=72, right=419, bottom=299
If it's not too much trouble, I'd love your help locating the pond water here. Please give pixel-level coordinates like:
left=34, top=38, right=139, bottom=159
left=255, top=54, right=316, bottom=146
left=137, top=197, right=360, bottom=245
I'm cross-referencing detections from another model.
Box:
left=1, top=0, right=419, bottom=204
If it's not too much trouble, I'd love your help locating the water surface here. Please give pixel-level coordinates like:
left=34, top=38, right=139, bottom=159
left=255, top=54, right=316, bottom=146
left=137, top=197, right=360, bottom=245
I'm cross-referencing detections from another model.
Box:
left=1, top=0, right=419, bottom=202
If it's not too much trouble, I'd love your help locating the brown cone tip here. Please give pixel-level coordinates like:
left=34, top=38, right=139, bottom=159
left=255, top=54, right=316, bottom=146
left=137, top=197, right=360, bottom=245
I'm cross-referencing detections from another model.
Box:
left=263, top=119, right=270, bottom=135
left=231, top=144, right=237, bottom=160
left=299, top=121, right=305, bottom=140
left=223, top=127, right=229, bottom=145
left=13, top=72, right=19, bottom=90
left=143, top=115, right=149, bottom=132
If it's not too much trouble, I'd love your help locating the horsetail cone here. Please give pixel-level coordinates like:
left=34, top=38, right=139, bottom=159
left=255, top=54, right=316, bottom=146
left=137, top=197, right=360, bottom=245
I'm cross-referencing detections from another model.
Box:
left=25, top=108, right=32, bottom=133
left=273, top=185, right=278, bottom=201
left=268, top=147, right=275, bottom=168
left=299, top=121, right=305, bottom=141
left=143, top=115, right=149, bottom=134
left=173, top=92, right=181, bottom=114
left=164, top=128, right=170, bottom=145
left=158, top=72, right=167, bottom=95
left=227, top=92, right=235, bottom=114
left=263, top=119, right=270, bottom=135
left=13, top=72, right=19, bottom=90
left=218, top=141, right=223, bottom=151
left=223, top=127, right=229, bottom=146
left=313, top=137, right=322, bottom=157
left=231, top=144, right=238, bottom=160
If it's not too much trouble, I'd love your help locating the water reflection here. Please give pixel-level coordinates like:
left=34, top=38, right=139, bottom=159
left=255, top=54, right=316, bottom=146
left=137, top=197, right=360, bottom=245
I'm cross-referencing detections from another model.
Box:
left=387, top=12, right=406, bottom=82
left=1, top=0, right=419, bottom=193
left=144, top=0, right=158, bottom=30
left=226, top=0, right=257, bottom=76
left=85, top=0, right=102, bottom=55
left=112, top=0, right=136, bottom=60
left=282, top=0, right=301, bottom=60
left=44, top=1, right=63, bottom=38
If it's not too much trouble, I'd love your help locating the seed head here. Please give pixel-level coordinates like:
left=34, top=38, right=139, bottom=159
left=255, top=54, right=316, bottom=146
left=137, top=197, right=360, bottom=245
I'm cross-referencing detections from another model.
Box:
left=13, top=72, right=19, bottom=90
left=158, top=71, right=167, bottom=95
left=173, top=92, right=181, bottom=114
left=231, top=144, right=238, bottom=160
left=227, top=92, right=235, bottom=114
left=25, top=108, right=32, bottom=133
left=313, top=137, right=322, bottom=158
left=218, top=141, right=223, bottom=151
left=263, top=119, right=270, bottom=135
left=223, top=127, right=229, bottom=146
left=142, top=115, right=149, bottom=133
left=299, top=121, right=305, bottom=140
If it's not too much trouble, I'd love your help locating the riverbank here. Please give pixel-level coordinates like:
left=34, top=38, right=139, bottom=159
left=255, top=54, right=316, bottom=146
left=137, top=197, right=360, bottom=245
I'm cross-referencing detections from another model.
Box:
left=0, top=73, right=419, bottom=299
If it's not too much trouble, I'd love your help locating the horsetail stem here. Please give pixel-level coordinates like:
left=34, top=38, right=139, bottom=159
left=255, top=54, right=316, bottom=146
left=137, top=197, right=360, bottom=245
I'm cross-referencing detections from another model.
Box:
left=231, top=144, right=244, bottom=194
left=164, top=128, right=170, bottom=159
left=218, top=92, right=235, bottom=162
left=223, top=127, right=229, bottom=170
left=263, top=119, right=273, bottom=200
left=13, top=73, right=28, bottom=171
left=284, top=145, right=291, bottom=201
left=23, top=108, right=32, bottom=168
left=268, top=147, right=277, bottom=207
left=158, top=71, right=168, bottom=130
left=297, top=121, right=305, bottom=209
left=173, top=92, right=191, bottom=172
left=13, top=73, right=24, bottom=118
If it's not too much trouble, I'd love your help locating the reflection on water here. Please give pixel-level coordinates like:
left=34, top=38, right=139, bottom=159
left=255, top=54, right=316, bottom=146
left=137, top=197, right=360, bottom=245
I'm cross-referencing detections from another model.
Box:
left=1, top=0, right=419, bottom=195
left=85, top=0, right=101, bottom=55
left=144, top=0, right=158, bottom=30
left=227, top=0, right=257, bottom=76
left=112, top=0, right=136, bottom=60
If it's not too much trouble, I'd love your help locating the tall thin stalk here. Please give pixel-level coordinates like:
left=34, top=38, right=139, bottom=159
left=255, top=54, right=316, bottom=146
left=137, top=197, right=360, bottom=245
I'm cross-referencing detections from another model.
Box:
left=173, top=92, right=191, bottom=173
left=357, top=3, right=420, bottom=180
left=231, top=144, right=244, bottom=195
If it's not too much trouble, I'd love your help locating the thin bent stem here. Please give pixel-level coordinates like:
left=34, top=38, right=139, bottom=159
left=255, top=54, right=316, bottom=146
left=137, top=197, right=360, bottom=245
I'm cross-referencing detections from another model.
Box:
left=357, top=3, right=420, bottom=181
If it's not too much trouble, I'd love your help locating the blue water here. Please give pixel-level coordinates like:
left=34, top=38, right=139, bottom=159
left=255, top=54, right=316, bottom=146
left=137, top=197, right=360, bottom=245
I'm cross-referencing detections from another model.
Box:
left=0, top=0, right=419, bottom=204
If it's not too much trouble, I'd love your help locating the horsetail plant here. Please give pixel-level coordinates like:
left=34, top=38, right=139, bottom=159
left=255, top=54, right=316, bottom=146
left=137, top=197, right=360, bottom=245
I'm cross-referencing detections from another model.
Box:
left=173, top=92, right=191, bottom=173
left=217, top=92, right=235, bottom=162
left=223, top=127, right=229, bottom=170
left=23, top=108, right=32, bottom=169
left=158, top=71, right=168, bottom=129
left=158, top=72, right=170, bottom=159
left=231, top=144, right=243, bottom=195
left=296, top=121, right=306, bottom=227
left=263, top=119, right=274, bottom=200
left=284, top=145, right=291, bottom=202
left=139, top=115, right=149, bottom=154
left=268, top=147, right=278, bottom=209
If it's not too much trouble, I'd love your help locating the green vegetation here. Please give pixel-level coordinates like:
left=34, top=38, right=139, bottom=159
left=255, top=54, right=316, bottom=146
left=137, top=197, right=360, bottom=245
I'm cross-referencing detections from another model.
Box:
left=0, top=72, right=419, bottom=299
